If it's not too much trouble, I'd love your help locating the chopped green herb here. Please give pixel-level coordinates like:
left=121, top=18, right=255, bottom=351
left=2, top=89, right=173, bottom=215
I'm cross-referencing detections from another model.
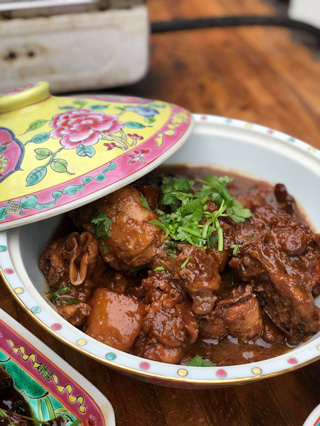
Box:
left=139, top=193, right=150, bottom=211
left=48, top=286, right=72, bottom=304
left=160, top=176, right=195, bottom=210
left=162, top=240, right=177, bottom=257
left=227, top=199, right=252, bottom=223
left=92, top=212, right=112, bottom=239
left=181, top=256, right=190, bottom=270
left=198, top=175, right=252, bottom=223
left=129, top=265, right=146, bottom=276
left=102, top=242, right=109, bottom=253
left=186, top=355, right=216, bottom=367
left=230, top=244, right=241, bottom=256
left=151, top=174, right=252, bottom=252
left=60, top=298, right=80, bottom=305
left=154, top=266, right=165, bottom=272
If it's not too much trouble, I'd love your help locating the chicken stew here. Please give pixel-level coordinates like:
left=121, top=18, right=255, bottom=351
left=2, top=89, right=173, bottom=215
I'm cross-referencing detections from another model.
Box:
left=39, top=166, right=320, bottom=366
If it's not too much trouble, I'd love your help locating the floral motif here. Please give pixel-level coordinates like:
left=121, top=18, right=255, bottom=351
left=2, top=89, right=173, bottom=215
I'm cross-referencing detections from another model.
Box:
left=128, top=133, right=144, bottom=146
left=87, top=414, right=98, bottom=426
left=0, top=128, right=25, bottom=183
left=0, top=129, right=12, bottom=149
left=125, top=105, right=159, bottom=118
left=50, top=109, right=124, bottom=149
left=0, top=155, right=8, bottom=175
left=128, top=149, right=150, bottom=164
left=104, top=142, right=116, bottom=150
left=1, top=83, right=37, bottom=96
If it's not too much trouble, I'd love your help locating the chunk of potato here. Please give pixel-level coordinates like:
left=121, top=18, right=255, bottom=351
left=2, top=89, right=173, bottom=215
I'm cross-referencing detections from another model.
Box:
left=86, top=288, right=144, bottom=352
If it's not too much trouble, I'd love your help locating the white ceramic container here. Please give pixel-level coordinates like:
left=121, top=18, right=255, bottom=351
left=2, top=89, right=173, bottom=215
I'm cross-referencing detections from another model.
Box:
left=0, top=309, right=115, bottom=425
left=1, top=114, right=320, bottom=388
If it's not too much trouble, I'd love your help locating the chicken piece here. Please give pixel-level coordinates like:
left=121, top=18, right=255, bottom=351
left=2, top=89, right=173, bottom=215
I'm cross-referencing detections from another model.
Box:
left=66, top=231, right=101, bottom=286
left=57, top=302, right=91, bottom=326
left=207, top=248, right=229, bottom=272
left=200, top=285, right=263, bottom=341
left=154, top=244, right=221, bottom=316
left=229, top=210, right=320, bottom=344
left=133, top=272, right=199, bottom=364
left=86, top=288, right=144, bottom=352
left=39, top=231, right=104, bottom=288
left=72, top=186, right=165, bottom=270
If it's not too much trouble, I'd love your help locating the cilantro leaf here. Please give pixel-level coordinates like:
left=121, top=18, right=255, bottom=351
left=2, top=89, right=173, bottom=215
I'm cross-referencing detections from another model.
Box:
left=180, top=256, right=190, bottom=269
left=186, top=355, right=216, bottom=367
left=200, top=176, right=252, bottom=223
left=129, top=265, right=146, bottom=276
left=230, top=244, right=241, bottom=256
left=162, top=240, right=177, bottom=257
left=60, top=298, right=80, bottom=305
left=227, top=199, right=252, bottom=223
left=139, top=193, right=150, bottom=211
left=102, top=242, right=109, bottom=253
left=151, top=173, right=252, bottom=251
left=48, top=286, right=72, bottom=304
left=92, top=212, right=112, bottom=239
left=160, top=176, right=194, bottom=210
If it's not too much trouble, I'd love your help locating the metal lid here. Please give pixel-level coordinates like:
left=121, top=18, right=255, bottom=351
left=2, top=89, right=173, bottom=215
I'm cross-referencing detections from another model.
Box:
left=0, top=81, right=194, bottom=230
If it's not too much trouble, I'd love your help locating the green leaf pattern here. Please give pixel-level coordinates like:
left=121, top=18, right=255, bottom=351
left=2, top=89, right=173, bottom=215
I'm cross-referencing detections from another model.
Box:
left=0, top=163, right=117, bottom=221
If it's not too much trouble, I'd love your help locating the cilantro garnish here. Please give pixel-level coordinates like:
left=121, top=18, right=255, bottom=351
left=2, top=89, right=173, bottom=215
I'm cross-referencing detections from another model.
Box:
left=162, top=240, right=177, bottom=257
left=154, top=266, right=165, bottom=272
left=230, top=244, right=241, bottom=256
left=139, top=193, right=150, bottom=211
left=186, top=355, right=216, bottom=367
left=129, top=265, right=146, bottom=276
left=160, top=176, right=195, bottom=210
left=151, top=174, right=252, bottom=251
left=48, top=286, right=73, bottom=304
left=102, top=242, right=109, bottom=253
left=180, top=256, right=190, bottom=270
left=198, top=176, right=252, bottom=223
left=92, top=212, right=112, bottom=239
left=60, top=298, right=80, bottom=305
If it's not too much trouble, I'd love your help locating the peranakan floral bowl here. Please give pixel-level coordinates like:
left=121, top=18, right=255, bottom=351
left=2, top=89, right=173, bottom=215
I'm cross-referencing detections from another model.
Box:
left=0, top=83, right=320, bottom=388
left=0, top=309, right=115, bottom=425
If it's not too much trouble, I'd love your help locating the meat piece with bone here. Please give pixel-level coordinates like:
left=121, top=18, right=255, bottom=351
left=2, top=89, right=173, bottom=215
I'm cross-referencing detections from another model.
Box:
left=229, top=205, right=320, bottom=344
left=200, top=285, right=263, bottom=341
left=133, top=271, right=199, bottom=363
left=39, top=231, right=103, bottom=287
left=152, top=244, right=221, bottom=315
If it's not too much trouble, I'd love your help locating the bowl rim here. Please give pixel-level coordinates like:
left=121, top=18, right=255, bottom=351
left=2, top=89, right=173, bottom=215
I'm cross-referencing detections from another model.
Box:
left=1, top=113, right=320, bottom=386
left=0, top=308, right=115, bottom=425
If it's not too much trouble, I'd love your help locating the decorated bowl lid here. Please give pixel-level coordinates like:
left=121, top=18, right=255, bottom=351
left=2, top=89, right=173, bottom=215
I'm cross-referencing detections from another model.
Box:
left=0, top=308, right=115, bottom=425
left=0, top=82, right=194, bottom=230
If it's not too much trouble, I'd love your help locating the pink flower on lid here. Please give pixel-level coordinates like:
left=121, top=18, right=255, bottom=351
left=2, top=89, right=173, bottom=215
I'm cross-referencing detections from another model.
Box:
left=50, top=109, right=123, bottom=149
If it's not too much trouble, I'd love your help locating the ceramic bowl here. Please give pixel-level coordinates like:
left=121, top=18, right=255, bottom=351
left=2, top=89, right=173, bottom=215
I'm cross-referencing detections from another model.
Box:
left=1, top=114, right=320, bottom=388
left=303, top=404, right=320, bottom=426
left=0, top=309, right=115, bottom=425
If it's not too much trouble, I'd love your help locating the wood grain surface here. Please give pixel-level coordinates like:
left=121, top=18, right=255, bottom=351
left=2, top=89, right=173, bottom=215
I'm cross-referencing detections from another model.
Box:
left=1, top=0, right=320, bottom=425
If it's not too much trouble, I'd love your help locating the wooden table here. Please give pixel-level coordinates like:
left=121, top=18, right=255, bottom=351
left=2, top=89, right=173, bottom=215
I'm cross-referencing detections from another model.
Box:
left=1, top=0, right=320, bottom=425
